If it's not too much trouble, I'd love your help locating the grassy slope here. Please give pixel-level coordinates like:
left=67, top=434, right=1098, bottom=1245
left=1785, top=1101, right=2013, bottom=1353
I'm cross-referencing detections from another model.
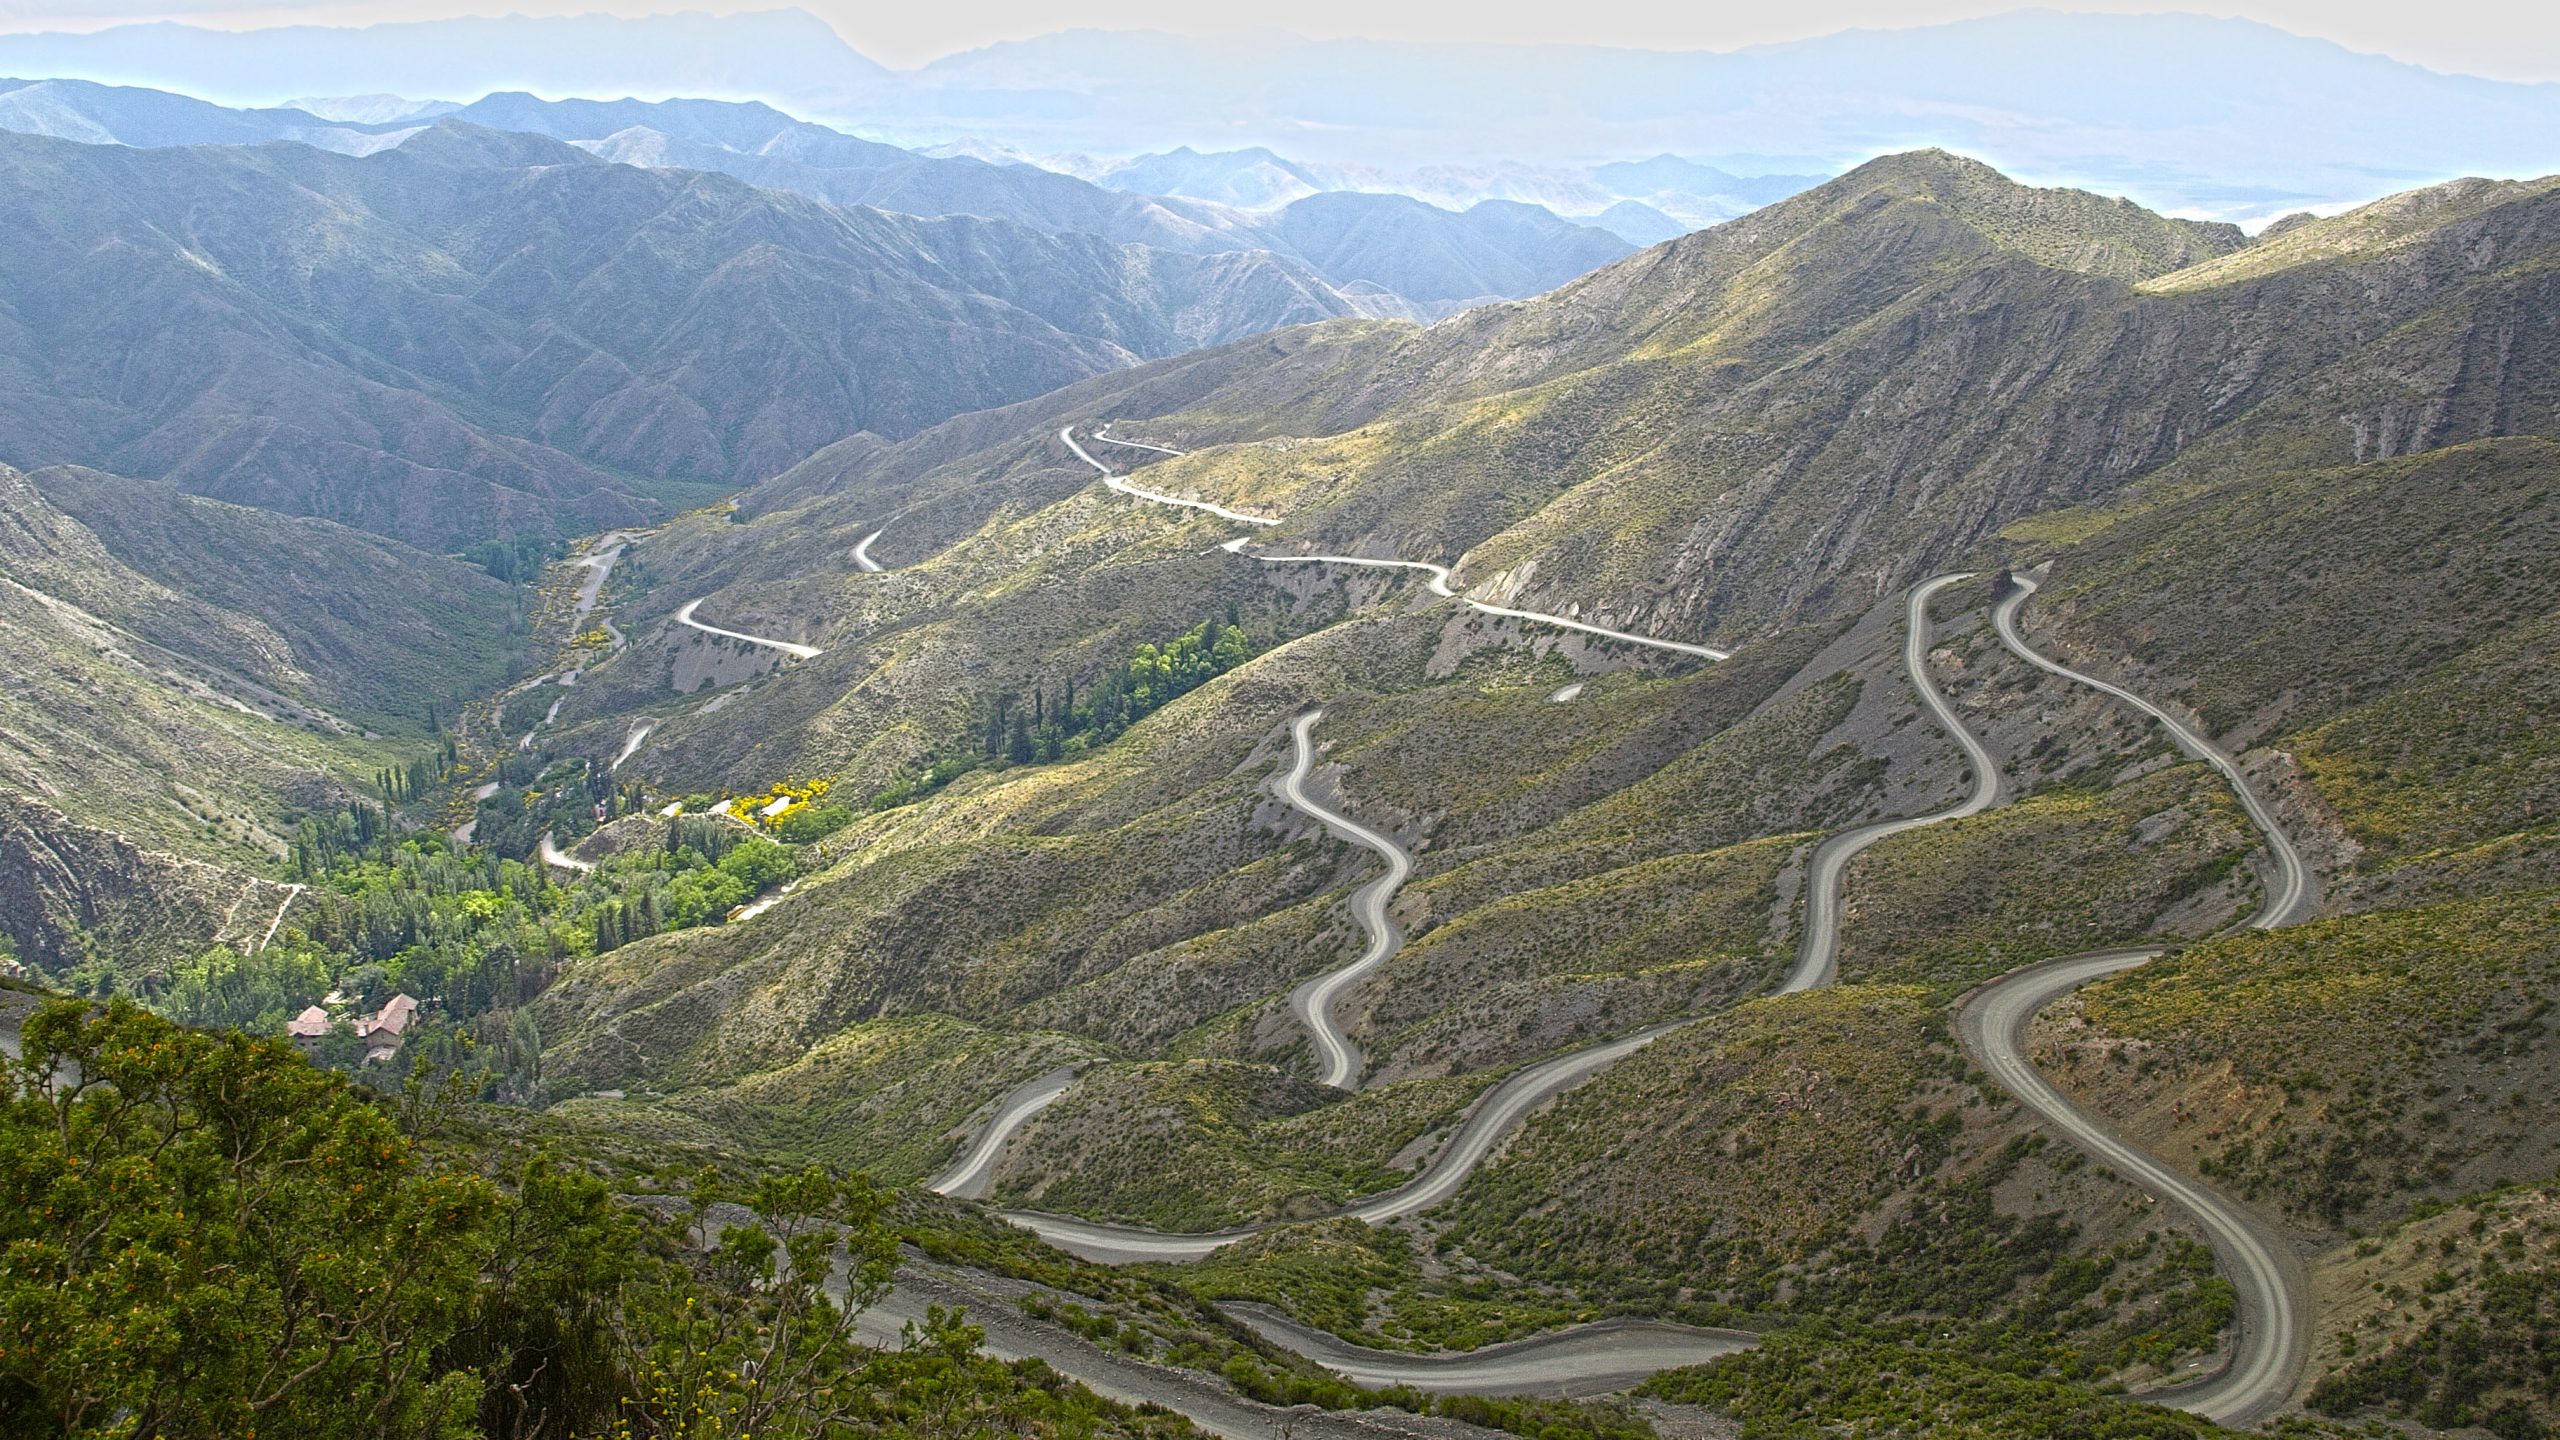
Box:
left=2044, top=891, right=2560, bottom=1233
left=484, top=159, right=2560, bottom=1436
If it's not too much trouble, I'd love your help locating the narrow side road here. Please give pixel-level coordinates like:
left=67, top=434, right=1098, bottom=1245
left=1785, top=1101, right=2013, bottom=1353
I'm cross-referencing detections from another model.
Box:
left=1279, top=709, right=1414, bottom=1090
left=675, top=597, right=824, bottom=660
left=254, top=883, right=305, bottom=953
left=1960, top=951, right=2306, bottom=1427
left=1993, top=573, right=2312, bottom=928
left=1785, top=571, right=2001, bottom=992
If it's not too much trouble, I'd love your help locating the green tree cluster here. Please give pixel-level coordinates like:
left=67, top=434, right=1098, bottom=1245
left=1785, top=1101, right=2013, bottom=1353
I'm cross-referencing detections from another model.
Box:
left=980, top=618, right=1253, bottom=766
left=0, top=1000, right=1196, bottom=1440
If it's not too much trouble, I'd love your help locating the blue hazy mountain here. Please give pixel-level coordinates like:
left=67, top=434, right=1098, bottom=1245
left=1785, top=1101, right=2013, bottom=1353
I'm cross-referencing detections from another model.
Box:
left=7, top=8, right=2551, bottom=223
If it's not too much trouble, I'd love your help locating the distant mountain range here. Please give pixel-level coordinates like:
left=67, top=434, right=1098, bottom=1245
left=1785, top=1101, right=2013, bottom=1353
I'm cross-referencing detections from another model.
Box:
left=4, top=9, right=2558, bottom=222
left=0, top=77, right=1651, bottom=277
left=0, top=121, right=1382, bottom=548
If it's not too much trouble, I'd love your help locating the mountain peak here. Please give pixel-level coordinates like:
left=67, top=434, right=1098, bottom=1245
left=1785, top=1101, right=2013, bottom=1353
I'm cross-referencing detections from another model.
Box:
left=1810, top=148, right=2248, bottom=280
left=392, top=118, right=600, bottom=169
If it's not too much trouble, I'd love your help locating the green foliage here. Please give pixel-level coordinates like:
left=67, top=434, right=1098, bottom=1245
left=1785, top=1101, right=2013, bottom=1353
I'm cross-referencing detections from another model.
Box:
left=0, top=998, right=498, bottom=1438
left=1639, top=1326, right=2257, bottom=1440
left=770, top=803, right=855, bottom=843
left=462, top=534, right=570, bottom=584
left=1838, top=764, right=2253, bottom=985
left=896, top=618, right=1259, bottom=800
left=2312, top=1259, right=2560, bottom=1436
left=993, top=1062, right=1477, bottom=1231
left=1167, top=1219, right=1580, bottom=1353
left=156, top=942, right=335, bottom=1035
left=0, top=1001, right=1202, bottom=1440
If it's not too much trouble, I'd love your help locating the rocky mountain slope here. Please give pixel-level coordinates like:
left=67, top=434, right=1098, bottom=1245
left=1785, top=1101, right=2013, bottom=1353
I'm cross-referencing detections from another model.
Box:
left=474, top=151, right=2560, bottom=1434
left=0, top=461, right=512, bottom=968
left=13, top=138, right=2557, bottom=1440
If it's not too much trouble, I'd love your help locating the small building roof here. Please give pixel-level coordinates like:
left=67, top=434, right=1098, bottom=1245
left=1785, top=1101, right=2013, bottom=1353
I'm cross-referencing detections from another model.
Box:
left=286, top=1005, right=330, bottom=1038
left=358, top=993, right=420, bottom=1037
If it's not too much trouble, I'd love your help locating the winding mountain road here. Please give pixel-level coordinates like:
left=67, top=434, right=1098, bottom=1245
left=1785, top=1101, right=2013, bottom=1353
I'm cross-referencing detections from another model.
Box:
left=1069, top=426, right=1726, bottom=660
left=1785, top=572, right=2002, bottom=992
left=853, top=529, right=886, bottom=573
left=674, top=598, right=824, bottom=660
left=1280, top=709, right=1415, bottom=1090
left=1949, top=571, right=2320, bottom=1426
left=1225, top=1306, right=1756, bottom=1397
left=950, top=576, right=1983, bottom=1268
left=1960, top=950, right=2305, bottom=1427
left=1065, top=426, right=1280, bottom=527
left=926, top=1066, right=1085, bottom=1201
left=1992, top=573, right=2311, bottom=929
left=912, top=433, right=2322, bottom=1419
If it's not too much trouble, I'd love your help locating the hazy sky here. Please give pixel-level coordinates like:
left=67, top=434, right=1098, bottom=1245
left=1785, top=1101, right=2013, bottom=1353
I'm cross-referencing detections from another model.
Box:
left=6, top=0, right=2559, bottom=82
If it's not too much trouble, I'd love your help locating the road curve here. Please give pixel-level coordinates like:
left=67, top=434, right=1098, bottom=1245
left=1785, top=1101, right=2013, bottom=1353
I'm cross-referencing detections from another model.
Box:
left=537, top=830, right=594, bottom=873
left=1224, top=1304, right=1756, bottom=1397
left=1992, top=574, right=2312, bottom=929
left=1090, top=427, right=1185, bottom=458
left=1785, top=572, right=2002, bottom=993
left=1279, top=710, right=1415, bottom=1090
left=1959, top=950, right=2306, bottom=1427
left=1064, top=426, right=1281, bottom=527
left=941, top=574, right=1991, bottom=1267
left=674, top=598, right=824, bottom=660
left=1248, top=549, right=1730, bottom=662
left=927, top=1066, right=1084, bottom=1201
left=612, top=720, right=655, bottom=772
left=996, top=1016, right=1693, bottom=1265
left=1072, top=425, right=1725, bottom=661
left=853, top=528, right=886, bottom=573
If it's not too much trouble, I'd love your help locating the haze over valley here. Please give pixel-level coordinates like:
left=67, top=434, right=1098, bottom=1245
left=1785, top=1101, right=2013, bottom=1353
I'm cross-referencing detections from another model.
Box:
left=0, top=6, right=2555, bottom=1440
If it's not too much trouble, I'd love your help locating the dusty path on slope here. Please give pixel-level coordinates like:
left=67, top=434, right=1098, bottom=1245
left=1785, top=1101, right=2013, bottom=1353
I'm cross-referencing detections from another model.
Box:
left=673, top=597, right=824, bottom=660
left=253, top=884, right=305, bottom=953
left=853, top=528, right=885, bottom=572
left=1279, top=710, right=1414, bottom=1090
